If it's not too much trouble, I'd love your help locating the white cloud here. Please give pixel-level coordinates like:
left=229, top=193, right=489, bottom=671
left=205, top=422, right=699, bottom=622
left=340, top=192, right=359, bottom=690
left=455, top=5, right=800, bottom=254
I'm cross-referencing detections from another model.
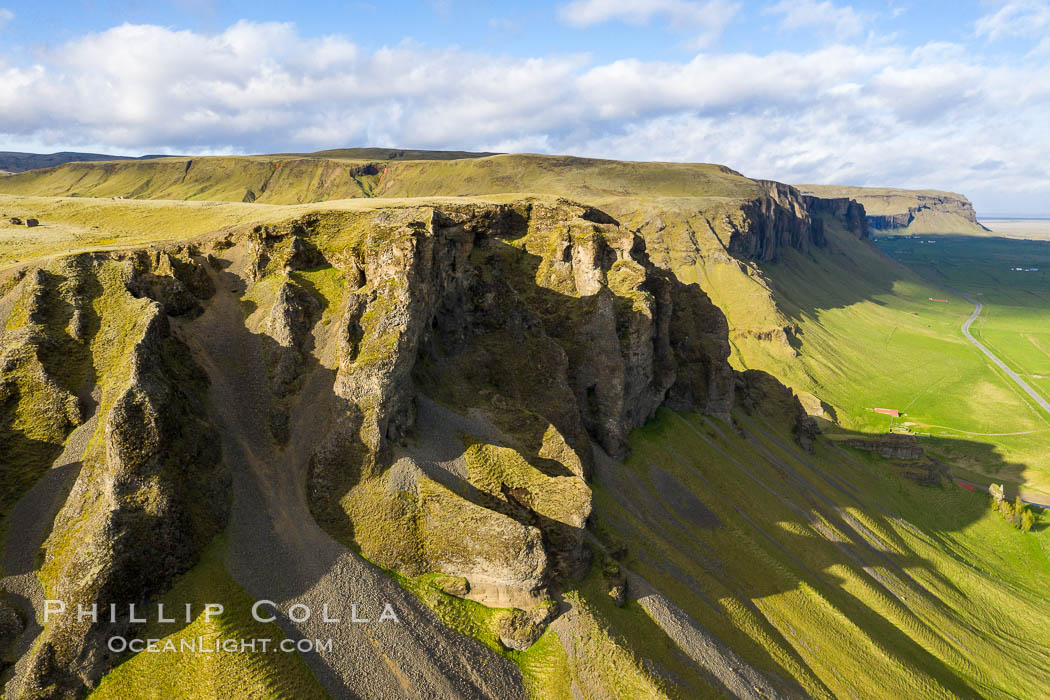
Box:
left=976, top=0, right=1050, bottom=39
left=558, top=0, right=740, bottom=48
left=765, top=0, right=866, bottom=39
left=0, top=8, right=14, bottom=30
left=1, top=20, right=1050, bottom=211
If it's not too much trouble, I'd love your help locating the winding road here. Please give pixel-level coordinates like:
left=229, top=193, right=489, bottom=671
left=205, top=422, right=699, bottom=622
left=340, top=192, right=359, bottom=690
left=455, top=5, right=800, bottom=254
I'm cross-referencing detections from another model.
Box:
left=957, top=291, right=1050, bottom=416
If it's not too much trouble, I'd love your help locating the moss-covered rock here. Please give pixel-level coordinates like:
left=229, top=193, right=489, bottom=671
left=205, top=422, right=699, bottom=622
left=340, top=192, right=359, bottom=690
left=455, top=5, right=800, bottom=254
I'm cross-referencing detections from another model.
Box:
left=16, top=268, right=229, bottom=697
left=495, top=599, right=559, bottom=651
left=433, top=574, right=470, bottom=597
left=304, top=200, right=738, bottom=610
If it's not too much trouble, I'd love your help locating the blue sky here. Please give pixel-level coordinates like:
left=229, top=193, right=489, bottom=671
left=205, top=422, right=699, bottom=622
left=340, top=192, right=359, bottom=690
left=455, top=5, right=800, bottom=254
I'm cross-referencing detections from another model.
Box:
left=1, top=1, right=1049, bottom=213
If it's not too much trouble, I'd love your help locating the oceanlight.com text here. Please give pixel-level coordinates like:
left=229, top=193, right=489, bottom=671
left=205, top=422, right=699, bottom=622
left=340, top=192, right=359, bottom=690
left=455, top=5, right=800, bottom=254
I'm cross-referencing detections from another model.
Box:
left=107, top=636, right=334, bottom=654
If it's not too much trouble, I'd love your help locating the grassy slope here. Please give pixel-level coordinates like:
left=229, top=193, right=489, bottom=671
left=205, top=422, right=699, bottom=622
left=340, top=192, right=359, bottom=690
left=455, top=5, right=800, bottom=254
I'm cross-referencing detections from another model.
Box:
left=91, top=540, right=326, bottom=699
left=595, top=408, right=1050, bottom=699
left=0, top=154, right=761, bottom=206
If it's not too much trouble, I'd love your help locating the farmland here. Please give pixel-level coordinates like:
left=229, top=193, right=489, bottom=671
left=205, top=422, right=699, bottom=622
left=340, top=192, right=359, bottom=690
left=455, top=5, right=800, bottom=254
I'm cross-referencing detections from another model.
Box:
left=866, top=234, right=1050, bottom=500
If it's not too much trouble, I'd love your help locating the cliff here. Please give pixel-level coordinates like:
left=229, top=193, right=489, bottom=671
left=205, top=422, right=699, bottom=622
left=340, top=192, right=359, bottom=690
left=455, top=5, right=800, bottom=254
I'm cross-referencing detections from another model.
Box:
left=796, top=184, right=989, bottom=235
left=245, top=201, right=739, bottom=609
left=3, top=250, right=229, bottom=698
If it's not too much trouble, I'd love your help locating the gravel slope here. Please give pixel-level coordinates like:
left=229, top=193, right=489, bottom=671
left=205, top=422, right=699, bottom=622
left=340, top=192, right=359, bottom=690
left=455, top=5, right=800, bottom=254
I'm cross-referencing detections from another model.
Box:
left=180, top=258, right=526, bottom=699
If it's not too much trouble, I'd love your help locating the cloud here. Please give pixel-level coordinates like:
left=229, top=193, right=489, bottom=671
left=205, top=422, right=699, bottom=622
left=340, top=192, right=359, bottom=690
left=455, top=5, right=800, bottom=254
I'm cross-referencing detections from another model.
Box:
left=558, top=0, right=740, bottom=48
left=0, top=20, right=1049, bottom=211
left=976, top=0, right=1050, bottom=40
left=765, top=0, right=866, bottom=39
left=0, top=8, right=13, bottom=30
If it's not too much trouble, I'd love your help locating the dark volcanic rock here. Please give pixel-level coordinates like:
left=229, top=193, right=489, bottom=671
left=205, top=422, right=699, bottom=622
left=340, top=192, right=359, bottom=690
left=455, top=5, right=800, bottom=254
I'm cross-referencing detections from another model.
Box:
left=802, top=194, right=869, bottom=239
left=263, top=279, right=321, bottom=442
left=736, top=369, right=819, bottom=450
left=0, top=598, right=23, bottom=667
left=496, top=601, right=558, bottom=651
left=725, top=182, right=824, bottom=262
left=121, top=247, right=215, bottom=316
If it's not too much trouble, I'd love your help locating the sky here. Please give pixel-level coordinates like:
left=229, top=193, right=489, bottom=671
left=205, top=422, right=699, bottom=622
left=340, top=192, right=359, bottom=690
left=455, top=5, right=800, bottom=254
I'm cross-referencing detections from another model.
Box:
left=0, top=1, right=1048, bottom=214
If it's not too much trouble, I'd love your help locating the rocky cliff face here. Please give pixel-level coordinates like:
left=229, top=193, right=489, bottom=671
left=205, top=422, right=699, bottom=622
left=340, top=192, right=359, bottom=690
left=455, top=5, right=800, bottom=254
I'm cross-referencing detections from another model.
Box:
left=721, top=181, right=826, bottom=261
left=864, top=192, right=983, bottom=230
left=796, top=185, right=987, bottom=234
left=218, top=200, right=737, bottom=611
left=2, top=251, right=229, bottom=698
left=697, top=181, right=868, bottom=263
left=801, top=193, right=869, bottom=239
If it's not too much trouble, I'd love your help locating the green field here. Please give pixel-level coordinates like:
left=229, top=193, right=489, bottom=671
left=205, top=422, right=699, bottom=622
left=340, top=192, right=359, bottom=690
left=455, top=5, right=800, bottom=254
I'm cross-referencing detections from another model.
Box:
left=868, top=235, right=1050, bottom=498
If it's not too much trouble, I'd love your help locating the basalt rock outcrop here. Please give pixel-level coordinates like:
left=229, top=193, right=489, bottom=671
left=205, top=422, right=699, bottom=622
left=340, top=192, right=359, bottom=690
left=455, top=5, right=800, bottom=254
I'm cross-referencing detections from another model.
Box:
left=0, top=598, right=23, bottom=673
left=842, top=434, right=926, bottom=460
left=262, top=280, right=321, bottom=441
left=801, top=193, right=869, bottom=239
left=736, top=369, right=819, bottom=450
left=641, top=181, right=867, bottom=266
left=841, top=434, right=950, bottom=485
left=4, top=253, right=229, bottom=699
left=233, top=200, right=739, bottom=612
left=121, top=246, right=216, bottom=316
left=722, top=181, right=827, bottom=262
left=797, top=185, right=988, bottom=234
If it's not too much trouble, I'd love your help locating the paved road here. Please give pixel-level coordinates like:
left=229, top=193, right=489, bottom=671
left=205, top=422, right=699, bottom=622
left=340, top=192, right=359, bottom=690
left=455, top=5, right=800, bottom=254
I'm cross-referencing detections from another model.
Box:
left=957, top=291, right=1050, bottom=416
left=954, top=478, right=1050, bottom=511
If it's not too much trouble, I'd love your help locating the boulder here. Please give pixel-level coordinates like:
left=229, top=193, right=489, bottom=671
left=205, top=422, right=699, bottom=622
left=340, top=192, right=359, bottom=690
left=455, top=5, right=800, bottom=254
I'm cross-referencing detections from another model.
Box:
left=495, top=600, right=559, bottom=651
left=25, top=218, right=38, bottom=227
left=433, top=574, right=470, bottom=598
left=9, top=217, right=21, bottom=225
